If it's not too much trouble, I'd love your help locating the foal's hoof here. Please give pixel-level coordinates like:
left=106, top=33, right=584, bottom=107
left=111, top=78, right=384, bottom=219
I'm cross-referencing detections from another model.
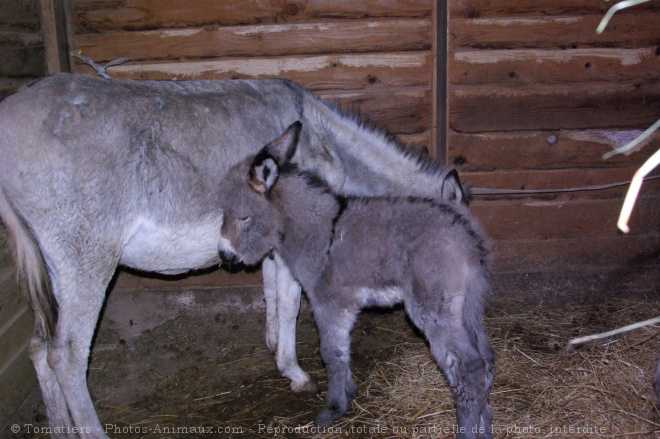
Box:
left=314, top=408, right=340, bottom=429
left=291, top=378, right=318, bottom=397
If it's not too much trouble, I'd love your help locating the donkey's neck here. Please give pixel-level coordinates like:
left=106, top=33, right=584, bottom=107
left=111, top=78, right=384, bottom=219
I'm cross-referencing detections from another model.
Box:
left=274, top=175, right=339, bottom=293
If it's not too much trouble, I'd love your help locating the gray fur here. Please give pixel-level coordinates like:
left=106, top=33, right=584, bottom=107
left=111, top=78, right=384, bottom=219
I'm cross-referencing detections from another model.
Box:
left=217, top=123, right=495, bottom=438
left=654, top=356, right=660, bottom=408
left=0, top=73, right=466, bottom=438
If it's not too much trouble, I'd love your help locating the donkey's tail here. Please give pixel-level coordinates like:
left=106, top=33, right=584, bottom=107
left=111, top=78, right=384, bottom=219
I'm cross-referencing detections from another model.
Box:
left=0, top=187, right=57, bottom=339
left=465, top=270, right=495, bottom=376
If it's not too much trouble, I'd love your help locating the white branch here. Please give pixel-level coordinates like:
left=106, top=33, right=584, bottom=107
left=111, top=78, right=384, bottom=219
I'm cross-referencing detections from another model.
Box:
left=597, top=0, right=652, bottom=34
left=568, top=316, right=660, bottom=347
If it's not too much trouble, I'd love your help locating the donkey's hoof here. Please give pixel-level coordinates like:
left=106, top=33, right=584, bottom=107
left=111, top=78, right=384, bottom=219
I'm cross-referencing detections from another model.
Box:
left=266, top=339, right=277, bottom=354
left=314, top=408, right=340, bottom=429
left=291, top=378, right=318, bottom=397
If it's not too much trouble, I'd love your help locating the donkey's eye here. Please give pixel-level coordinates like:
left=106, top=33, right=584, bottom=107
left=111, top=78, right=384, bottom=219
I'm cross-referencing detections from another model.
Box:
left=238, top=216, right=251, bottom=223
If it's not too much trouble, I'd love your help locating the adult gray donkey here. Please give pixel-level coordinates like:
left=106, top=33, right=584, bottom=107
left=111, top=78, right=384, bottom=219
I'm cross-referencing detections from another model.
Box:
left=0, top=73, right=466, bottom=438
left=217, top=122, right=494, bottom=437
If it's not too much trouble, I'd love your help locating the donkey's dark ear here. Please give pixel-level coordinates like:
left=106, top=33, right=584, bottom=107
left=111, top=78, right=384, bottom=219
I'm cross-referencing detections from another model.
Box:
left=249, top=122, right=302, bottom=195
left=441, top=169, right=470, bottom=206
left=249, top=155, right=279, bottom=195
left=265, top=121, right=302, bottom=164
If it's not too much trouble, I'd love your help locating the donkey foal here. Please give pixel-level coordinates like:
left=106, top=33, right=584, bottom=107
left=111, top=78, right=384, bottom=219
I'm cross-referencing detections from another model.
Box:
left=218, top=122, right=495, bottom=438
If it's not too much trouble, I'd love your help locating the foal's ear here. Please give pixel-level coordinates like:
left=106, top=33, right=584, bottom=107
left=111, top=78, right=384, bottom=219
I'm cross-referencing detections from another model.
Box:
left=249, top=121, right=302, bottom=195
left=265, top=121, right=302, bottom=164
left=248, top=155, right=279, bottom=195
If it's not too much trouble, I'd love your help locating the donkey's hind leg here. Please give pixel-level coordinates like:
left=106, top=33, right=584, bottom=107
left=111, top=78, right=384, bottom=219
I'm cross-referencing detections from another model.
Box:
left=45, top=262, right=117, bottom=439
left=29, top=327, right=76, bottom=438
left=407, top=295, right=494, bottom=439
left=312, top=301, right=358, bottom=428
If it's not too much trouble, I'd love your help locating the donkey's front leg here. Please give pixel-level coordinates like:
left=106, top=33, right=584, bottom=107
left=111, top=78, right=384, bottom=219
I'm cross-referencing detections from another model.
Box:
left=262, top=256, right=279, bottom=353
left=313, top=302, right=358, bottom=428
left=273, top=253, right=317, bottom=395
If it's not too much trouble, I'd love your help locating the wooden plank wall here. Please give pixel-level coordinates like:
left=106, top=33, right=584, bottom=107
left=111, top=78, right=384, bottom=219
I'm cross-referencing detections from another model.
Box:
left=66, top=0, right=659, bottom=279
left=0, top=0, right=45, bottom=96
left=71, top=0, right=436, bottom=152
left=0, top=0, right=43, bottom=427
left=447, top=0, right=660, bottom=273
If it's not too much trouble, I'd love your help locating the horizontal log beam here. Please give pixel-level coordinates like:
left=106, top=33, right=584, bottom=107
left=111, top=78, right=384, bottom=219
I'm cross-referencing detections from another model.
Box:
left=472, top=196, right=658, bottom=240
left=449, top=0, right=660, bottom=18
left=75, top=52, right=432, bottom=91
left=109, top=235, right=659, bottom=287
left=449, top=47, right=660, bottom=85
left=492, top=235, right=660, bottom=273
left=450, top=14, right=659, bottom=50
left=74, top=19, right=432, bottom=63
left=447, top=130, right=660, bottom=171
left=318, top=88, right=431, bottom=134
left=73, top=0, right=432, bottom=32
left=449, top=82, right=660, bottom=132
left=463, top=168, right=660, bottom=201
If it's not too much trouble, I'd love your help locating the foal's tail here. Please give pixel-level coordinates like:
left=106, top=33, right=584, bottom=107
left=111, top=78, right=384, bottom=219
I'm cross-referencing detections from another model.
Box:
left=0, top=187, right=57, bottom=339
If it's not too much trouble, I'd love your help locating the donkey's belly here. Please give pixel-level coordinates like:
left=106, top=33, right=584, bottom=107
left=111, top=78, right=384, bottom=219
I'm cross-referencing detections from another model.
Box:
left=121, top=216, right=222, bottom=275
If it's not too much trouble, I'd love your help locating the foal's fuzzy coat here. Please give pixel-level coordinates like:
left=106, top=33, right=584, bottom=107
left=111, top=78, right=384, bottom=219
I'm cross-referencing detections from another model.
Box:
left=218, top=123, right=495, bottom=438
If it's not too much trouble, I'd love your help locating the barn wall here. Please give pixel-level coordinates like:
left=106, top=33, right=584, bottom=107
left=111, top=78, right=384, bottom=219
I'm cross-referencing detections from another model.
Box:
left=67, top=0, right=659, bottom=283
left=68, top=0, right=445, bottom=290
left=0, top=1, right=657, bottom=424
left=0, top=0, right=45, bottom=96
left=0, top=0, right=43, bottom=428
left=447, top=0, right=660, bottom=274
left=71, top=0, right=437, bottom=151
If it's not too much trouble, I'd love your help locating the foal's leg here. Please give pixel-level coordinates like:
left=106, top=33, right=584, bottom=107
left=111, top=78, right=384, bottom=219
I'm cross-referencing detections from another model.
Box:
left=273, top=253, right=317, bottom=395
left=312, top=301, right=358, bottom=427
left=407, top=295, right=494, bottom=439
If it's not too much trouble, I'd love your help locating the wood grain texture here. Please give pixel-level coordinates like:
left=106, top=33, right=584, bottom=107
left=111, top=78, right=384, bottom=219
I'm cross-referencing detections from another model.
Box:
left=40, top=0, right=72, bottom=73
left=0, top=43, right=46, bottom=77
left=472, top=196, right=658, bottom=240
left=492, top=235, right=660, bottom=273
left=318, top=88, right=432, bottom=134
left=74, top=52, right=432, bottom=91
left=463, top=168, right=660, bottom=201
left=450, top=14, right=660, bottom=49
left=111, top=268, right=262, bottom=293
left=0, top=0, right=41, bottom=32
left=72, top=0, right=432, bottom=32
left=449, top=47, right=660, bottom=85
left=449, top=82, right=660, bottom=132
left=449, top=0, right=660, bottom=18
left=74, top=18, right=432, bottom=63
left=447, top=130, right=660, bottom=172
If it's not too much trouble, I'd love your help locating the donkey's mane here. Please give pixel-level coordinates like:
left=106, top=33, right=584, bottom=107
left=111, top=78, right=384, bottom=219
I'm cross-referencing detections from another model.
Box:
left=330, top=101, right=475, bottom=202
left=323, top=99, right=451, bottom=179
